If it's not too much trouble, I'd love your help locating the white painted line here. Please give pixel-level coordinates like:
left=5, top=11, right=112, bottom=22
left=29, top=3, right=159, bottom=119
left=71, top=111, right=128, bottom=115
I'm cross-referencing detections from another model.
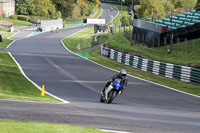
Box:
left=61, top=25, right=200, bottom=99
left=6, top=40, right=16, bottom=48
left=100, top=129, right=132, bottom=133
left=8, top=52, right=69, bottom=103
left=0, top=99, right=65, bottom=104
left=7, top=30, right=20, bottom=40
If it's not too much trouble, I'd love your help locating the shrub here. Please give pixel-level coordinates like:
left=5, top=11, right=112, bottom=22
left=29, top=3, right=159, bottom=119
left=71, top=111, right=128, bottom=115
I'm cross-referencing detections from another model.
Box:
left=10, top=15, right=18, bottom=20
left=18, top=15, right=30, bottom=21
left=121, top=16, right=130, bottom=26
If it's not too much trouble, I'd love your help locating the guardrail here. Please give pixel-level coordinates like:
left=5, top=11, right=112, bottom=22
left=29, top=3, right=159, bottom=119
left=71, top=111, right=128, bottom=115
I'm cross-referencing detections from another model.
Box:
left=101, top=46, right=200, bottom=85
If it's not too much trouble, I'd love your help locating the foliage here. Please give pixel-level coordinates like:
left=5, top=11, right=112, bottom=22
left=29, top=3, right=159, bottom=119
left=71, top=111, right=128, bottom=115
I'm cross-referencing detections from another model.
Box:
left=78, top=0, right=100, bottom=17
left=15, top=0, right=61, bottom=19
left=10, top=15, right=18, bottom=20
left=195, top=0, right=200, bottom=11
left=18, top=15, right=30, bottom=21
left=15, top=0, right=36, bottom=15
left=162, top=0, right=175, bottom=11
left=52, top=0, right=74, bottom=18
left=121, top=16, right=130, bottom=26
left=34, top=0, right=61, bottom=18
left=137, top=0, right=165, bottom=18
left=171, top=0, right=196, bottom=8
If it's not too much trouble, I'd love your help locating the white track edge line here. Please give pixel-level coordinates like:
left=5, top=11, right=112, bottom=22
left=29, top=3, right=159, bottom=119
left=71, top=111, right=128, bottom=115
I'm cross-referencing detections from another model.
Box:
left=8, top=52, right=69, bottom=103
left=0, top=99, right=66, bottom=104
left=100, top=129, right=132, bottom=133
left=61, top=25, right=200, bottom=99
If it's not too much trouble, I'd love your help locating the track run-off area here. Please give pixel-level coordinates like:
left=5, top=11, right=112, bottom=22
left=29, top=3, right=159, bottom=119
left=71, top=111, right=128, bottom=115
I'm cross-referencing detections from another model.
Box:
left=0, top=4, right=200, bottom=133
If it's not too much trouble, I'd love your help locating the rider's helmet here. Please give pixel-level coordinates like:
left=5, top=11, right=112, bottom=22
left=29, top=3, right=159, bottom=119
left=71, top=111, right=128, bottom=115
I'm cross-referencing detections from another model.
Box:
left=119, top=69, right=127, bottom=78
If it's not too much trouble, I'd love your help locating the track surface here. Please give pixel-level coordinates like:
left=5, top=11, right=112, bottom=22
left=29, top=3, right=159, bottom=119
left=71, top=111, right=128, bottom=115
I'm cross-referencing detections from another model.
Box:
left=1, top=4, right=200, bottom=133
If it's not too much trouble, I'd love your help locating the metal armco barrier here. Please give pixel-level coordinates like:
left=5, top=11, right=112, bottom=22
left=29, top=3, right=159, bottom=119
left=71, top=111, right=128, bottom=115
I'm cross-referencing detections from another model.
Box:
left=101, top=46, right=200, bottom=85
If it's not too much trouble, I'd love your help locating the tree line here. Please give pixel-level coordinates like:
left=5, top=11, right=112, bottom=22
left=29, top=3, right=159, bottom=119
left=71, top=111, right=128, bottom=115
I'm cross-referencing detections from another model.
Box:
left=136, top=0, right=197, bottom=18
left=15, top=0, right=100, bottom=19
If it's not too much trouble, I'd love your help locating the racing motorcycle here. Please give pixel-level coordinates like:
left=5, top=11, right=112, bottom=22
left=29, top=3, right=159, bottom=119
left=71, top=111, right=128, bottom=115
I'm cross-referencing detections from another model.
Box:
left=100, top=78, right=123, bottom=104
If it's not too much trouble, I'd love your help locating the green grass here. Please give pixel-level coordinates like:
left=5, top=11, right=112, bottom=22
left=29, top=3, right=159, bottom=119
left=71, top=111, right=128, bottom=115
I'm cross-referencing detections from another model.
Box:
left=0, top=39, right=13, bottom=48
left=0, top=26, right=9, bottom=32
left=94, top=7, right=103, bottom=18
left=63, top=28, right=200, bottom=96
left=0, top=30, right=18, bottom=48
left=0, top=51, right=59, bottom=102
left=101, top=2, right=130, bottom=25
left=63, top=28, right=94, bottom=51
left=0, top=17, right=31, bottom=26
left=98, top=33, right=200, bottom=66
left=64, top=24, right=80, bottom=28
left=0, top=119, right=106, bottom=133
left=0, top=30, right=18, bottom=38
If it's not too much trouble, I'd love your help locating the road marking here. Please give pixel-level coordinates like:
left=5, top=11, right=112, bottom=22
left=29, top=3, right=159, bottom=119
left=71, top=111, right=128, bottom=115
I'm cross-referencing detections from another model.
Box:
left=100, top=129, right=133, bottom=133
left=8, top=52, right=69, bottom=103
left=0, top=99, right=65, bottom=104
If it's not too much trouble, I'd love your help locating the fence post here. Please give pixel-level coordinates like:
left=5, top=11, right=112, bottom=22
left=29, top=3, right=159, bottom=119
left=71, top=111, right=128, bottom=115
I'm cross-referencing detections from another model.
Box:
left=142, top=34, right=145, bottom=45
left=138, top=34, right=140, bottom=45
left=184, top=38, right=187, bottom=53
left=134, top=34, right=136, bottom=44
left=192, top=39, right=195, bottom=53
left=152, top=38, right=155, bottom=47
left=164, top=37, right=167, bottom=50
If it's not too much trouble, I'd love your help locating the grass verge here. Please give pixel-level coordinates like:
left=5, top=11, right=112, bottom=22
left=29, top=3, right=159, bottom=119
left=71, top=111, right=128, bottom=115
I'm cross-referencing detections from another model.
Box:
left=63, top=27, right=94, bottom=51
left=0, top=51, right=59, bottom=102
left=98, top=32, right=200, bottom=66
left=0, top=30, right=18, bottom=48
left=0, top=17, right=31, bottom=26
left=0, top=39, right=13, bottom=48
left=0, top=119, right=106, bottom=133
left=94, top=6, right=103, bottom=18
left=63, top=28, right=200, bottom=96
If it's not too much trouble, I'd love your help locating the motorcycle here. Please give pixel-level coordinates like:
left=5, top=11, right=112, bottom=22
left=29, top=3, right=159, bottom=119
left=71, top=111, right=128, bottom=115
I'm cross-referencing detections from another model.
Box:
left=100, top=78, right=123, bottom=104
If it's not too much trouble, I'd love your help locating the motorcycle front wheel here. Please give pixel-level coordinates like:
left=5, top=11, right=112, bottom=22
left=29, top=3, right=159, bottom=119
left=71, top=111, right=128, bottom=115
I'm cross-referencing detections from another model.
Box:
left=107, top=90, right=117, bottom=104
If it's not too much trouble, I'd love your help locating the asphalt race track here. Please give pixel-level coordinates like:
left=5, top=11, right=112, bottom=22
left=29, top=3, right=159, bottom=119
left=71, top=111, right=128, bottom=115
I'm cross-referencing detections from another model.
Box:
left=0, top=4, right=200, bottom=133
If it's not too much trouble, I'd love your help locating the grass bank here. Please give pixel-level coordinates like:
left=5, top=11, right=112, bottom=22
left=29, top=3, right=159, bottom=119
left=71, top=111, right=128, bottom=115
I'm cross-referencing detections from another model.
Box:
left=0, top=51, right=59, bottom=102
left=98, top=32, right=200, bottom=66
left=0, top=39, right=13, bottom=48
left=63, top=28, right=94, bottom=51
left=0, top=119, right=106, bottom=133
left=0, top=30, right=18, bottom=48
left=63, top=28, right=200, bottom=96
left=94, top=6, right=103, bottom=18
left=0, top=17, right=31, bottom=26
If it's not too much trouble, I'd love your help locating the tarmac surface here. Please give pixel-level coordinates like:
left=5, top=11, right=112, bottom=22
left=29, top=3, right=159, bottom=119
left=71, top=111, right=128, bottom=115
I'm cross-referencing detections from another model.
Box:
left=0, top=4, right=200, bottom=133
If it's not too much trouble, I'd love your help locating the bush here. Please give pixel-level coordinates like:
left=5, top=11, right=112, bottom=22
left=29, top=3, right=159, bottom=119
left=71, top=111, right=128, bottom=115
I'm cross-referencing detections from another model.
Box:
left=10, top=15, right=18, bottom=20
left=121, top=16, right=130, bottom=26
left=18, top=15, right=30, bottom=21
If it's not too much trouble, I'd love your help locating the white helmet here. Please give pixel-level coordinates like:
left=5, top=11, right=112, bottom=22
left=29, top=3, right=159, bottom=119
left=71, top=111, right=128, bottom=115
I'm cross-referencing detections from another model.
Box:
left=120, top=69, right=127, bottom=77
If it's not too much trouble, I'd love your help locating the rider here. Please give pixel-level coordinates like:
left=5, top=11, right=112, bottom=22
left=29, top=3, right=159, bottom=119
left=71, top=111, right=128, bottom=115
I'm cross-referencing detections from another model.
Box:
left=101, top=69, right=128, bottom=95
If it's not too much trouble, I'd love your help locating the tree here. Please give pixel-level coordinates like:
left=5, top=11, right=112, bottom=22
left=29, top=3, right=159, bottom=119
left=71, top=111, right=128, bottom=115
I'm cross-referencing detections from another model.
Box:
left=162, top=0, right=174, bottom=11
left=137, top=0, right=165, bottom=18
left=121, top=16, right=130, bottom=26
left=195, top=0, right=200, bottom=11
left=52, top=0, right=74, bottom=18
left=34, top=0, right=61, bottom=18
left=171, top=0, right=196, bottom=8
left=15, top=0, right=36, bottom=15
